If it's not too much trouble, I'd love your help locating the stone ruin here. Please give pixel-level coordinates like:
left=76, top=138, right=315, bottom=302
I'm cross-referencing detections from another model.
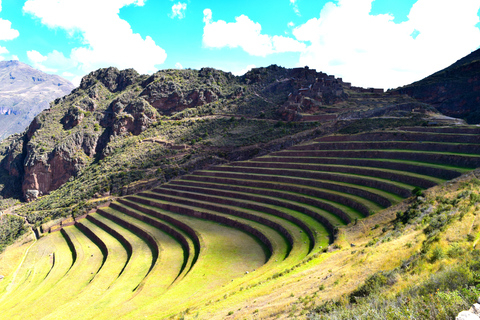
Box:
left=278, top=67, right=346, bottom=121
left=277, top=67, right=384, bottom=121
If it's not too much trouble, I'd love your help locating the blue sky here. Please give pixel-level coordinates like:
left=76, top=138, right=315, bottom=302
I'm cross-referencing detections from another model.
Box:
left=0, top=0, right=479, bottom=89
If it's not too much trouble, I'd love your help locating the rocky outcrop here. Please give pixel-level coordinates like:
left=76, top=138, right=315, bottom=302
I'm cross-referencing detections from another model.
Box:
left=61, top=106, right=84, bottom=130
left=20, top=129, right=99, bottom=201
left=140, top=80, right=220, bottom=115
left=457, top=298, right=480, bottom=319
left=79, top=67, right=139, bottom=93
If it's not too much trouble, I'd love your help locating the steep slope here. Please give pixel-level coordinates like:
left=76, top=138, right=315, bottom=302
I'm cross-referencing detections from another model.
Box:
left=394, top=48, right=480, bottom=123
left=0, top=61, right=74, bottom=140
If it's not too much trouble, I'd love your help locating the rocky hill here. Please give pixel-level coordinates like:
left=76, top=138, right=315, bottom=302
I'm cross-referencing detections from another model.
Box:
left=0, top=60, right=74, bottom=140
left=0, top=64, right=430, bottom=208
left=394, top=48, right=480, bottom=124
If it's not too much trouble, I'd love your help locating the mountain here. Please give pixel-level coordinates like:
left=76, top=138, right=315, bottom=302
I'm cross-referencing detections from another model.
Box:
left=0, top=60, right=75, bottom=140
left=394, top=48, right=480, bottom=123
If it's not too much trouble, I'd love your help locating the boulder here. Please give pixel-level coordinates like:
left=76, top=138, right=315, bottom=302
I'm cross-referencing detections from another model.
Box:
left=457, top=311, right=480, bottom=320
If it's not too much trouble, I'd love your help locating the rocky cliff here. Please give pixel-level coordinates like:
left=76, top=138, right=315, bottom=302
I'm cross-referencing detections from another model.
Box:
left=394, top=48, right=480, bottom=124
left=0, top=61, right=75, bottom=140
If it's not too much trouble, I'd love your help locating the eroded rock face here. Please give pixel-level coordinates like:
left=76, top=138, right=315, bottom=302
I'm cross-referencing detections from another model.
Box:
left=140, top=83, right=219, bottom=115
left=61, top=107, right=84, bottom=130
left=79, top=67, right=139, bottom=93
left=20, top=131, right=97, bottom=201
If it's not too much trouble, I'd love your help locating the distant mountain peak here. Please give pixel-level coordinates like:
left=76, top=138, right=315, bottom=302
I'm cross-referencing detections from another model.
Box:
left=0, top=61, right=75, bottom=140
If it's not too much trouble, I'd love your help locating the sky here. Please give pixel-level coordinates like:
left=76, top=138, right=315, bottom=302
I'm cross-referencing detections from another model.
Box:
left=0, top=0, right=479, bottom=89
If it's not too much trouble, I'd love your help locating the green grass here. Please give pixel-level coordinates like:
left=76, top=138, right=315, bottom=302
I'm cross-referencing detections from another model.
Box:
left=98, top=208, right=269, bottom=319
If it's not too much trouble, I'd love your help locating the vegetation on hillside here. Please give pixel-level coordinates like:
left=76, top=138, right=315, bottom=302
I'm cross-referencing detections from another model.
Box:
left=302, top=175, right=480, bottom=319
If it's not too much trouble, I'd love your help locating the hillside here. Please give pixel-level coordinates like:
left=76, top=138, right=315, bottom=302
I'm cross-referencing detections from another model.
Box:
left=0, top=61, right=75, bottom=140
left=0, top=60, right=478, bottom=319
left=394, top=48, right=480, bottom=124
left=0, top=125, right=479, bottom=319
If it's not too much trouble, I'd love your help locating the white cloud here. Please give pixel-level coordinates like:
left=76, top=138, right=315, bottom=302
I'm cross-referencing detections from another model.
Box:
left=27, top=49, right=77, bottom=73
left=170, top=2, right=187, bottom=19
left=203, top=9, right=306, bottom=57
left=288, top=21, right=295, bottom=27
left=290, top=0, right=300, bottom=15
left=11, top=55, right=19, bottom=61
left=23, top=0, right=167, bottom=77
left=293, top=0, right=480, bottom=89
left=0, top=46, right=11, bottom=61
left=175, top=62, right=183, bottom=69
left=62, top=71, right=74, bottom=77
left=0, top=19, right=19, bottom=41
left=0, top=1, right=19, bottom=41
left=232, top=64, right=256, bottom=76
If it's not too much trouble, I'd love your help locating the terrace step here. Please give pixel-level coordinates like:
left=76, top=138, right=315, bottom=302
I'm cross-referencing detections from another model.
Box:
left=86, top=213, right=152, bottom=291
left=316, top=131, right=480, bottom=143
left=199, top=167, right=413, bottom=198
left=268, top=150, right=480, bottom=169
left=228, top=162, right=441, bottom=189
left=170, top=178, right=380, bottom=218
left=2, top=226, right=104, bottom=320
left=103, top=204, right=187, bottom=291
left=126, top=195, right=280, bottom=261
left=249, top=156, right=464, bottom=180
left=180, top=171, right=396, bottom=208
left=163, top=181, right=359, bottom=225
left=151, top=186, right=321, bottom=251
left=136, top=190, right=309, bottom=255
left=0, top=232, right=73, bottom=312
left=108, top=201, right=195, bottom=280
left=289, top=141, right=480, bottom=154
left=39, top=219, right=131, bottom=318
left=398, top=126, right=480, bottom=134
left=96, top=209, right=159, bottom=278
left=116, top=198, right=201, bottom=276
